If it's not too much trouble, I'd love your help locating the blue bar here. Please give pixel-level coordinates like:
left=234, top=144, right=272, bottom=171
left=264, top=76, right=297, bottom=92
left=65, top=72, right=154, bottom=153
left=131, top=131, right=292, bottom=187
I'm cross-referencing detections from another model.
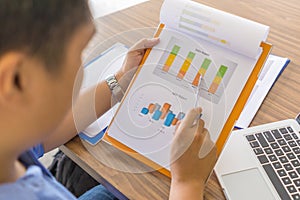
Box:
left=152, top=110, right=162, bottom=120
left=141, top=107, right=149, bottom=115
left=164, top=112, right=176, bottom=127
left=177, top=112, right=185, bottom=120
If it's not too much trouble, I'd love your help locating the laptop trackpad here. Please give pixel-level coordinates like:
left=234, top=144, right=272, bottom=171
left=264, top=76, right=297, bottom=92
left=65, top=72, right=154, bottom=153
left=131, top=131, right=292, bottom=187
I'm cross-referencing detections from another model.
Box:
left=222, top=168, right=275, bottom=200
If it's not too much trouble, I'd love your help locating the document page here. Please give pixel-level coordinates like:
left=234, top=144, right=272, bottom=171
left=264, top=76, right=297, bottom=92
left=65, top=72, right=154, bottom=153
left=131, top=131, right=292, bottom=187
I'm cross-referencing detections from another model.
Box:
left=107, top=0, right=270, bottom=170
left=108, top=29, right=262, bottom=169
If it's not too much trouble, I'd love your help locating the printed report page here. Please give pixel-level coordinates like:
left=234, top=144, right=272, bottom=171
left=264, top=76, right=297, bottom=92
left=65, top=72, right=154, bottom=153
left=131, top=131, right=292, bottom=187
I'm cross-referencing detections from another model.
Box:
left=107, top=27, right=259, bottom=169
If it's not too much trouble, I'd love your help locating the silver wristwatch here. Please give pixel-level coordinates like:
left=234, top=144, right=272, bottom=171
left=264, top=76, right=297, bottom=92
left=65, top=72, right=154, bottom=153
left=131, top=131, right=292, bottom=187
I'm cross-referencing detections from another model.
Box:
left=105, top=74, right=124, bottom=102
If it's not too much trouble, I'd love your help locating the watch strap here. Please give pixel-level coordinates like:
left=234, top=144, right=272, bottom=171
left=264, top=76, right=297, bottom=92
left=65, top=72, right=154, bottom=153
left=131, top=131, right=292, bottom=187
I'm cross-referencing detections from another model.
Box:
left=105, top=74, right=124, bottom=102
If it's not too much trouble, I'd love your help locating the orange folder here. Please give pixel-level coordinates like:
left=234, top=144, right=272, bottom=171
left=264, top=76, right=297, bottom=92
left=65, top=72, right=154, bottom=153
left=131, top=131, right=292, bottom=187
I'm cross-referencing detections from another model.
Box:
left=104, top=23, right=272, bottom=177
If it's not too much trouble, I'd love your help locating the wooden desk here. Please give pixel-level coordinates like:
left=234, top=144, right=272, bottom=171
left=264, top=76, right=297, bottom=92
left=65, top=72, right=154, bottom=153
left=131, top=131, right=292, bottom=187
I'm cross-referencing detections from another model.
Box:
left=60, top=0, right=300, bottom=199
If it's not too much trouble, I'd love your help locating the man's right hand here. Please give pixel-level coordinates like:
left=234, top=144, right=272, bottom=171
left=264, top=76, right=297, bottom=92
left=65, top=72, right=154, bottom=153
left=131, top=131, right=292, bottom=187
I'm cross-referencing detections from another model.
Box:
left=169, top=107, right=217, bottom=200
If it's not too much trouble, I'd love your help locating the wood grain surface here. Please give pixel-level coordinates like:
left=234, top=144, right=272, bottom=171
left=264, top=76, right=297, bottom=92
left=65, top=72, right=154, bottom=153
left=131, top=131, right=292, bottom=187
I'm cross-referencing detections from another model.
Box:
left=61, top=0, right=300, bottom=199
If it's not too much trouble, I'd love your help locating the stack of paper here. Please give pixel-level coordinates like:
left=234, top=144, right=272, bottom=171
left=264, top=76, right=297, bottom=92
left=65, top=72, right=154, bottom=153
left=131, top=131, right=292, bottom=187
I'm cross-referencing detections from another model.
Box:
left=235, top=55, right=290, bottom=128
left=79, top=43, right=127, bottom=145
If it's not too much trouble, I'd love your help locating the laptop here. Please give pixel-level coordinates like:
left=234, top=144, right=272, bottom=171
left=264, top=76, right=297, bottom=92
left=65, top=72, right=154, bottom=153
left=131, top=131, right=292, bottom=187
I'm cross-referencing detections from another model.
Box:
left=215, top=113, right=300, bottom=200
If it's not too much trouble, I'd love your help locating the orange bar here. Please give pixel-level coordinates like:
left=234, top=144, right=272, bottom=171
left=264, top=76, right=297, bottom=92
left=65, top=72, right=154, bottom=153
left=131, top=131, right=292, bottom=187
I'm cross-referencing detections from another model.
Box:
left=192, top=73, right=201, bottom=86
left=160, top=103, right=171, bottom=119
left=172, top=118, right=178, bottom=126
left=163, top=65, right=170, bottom=72
left=177, top=60, right=191, bottom=79
left=148, top=103, right=155, bottom=114
left=208, top=82, right=219, bottom=94
left=163, top=54, right=176, bottom=72
left=192, top=58, right=211, bottom=86
left=177, top=52, right=195, bottom=79
left=177, top=72, right=185, bottom=79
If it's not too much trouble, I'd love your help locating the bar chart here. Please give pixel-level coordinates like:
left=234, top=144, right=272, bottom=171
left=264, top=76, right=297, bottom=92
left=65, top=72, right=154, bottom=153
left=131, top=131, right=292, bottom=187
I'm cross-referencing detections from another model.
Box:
left=140, top=103, right=186, bottom=127
left=119, top=83, right=185, bottom=138
left=153, top=36, right=237, bottom=103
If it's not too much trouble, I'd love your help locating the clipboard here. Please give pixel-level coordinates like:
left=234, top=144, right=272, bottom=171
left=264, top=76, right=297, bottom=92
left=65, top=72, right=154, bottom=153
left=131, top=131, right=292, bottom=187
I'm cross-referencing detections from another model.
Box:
left=104, top=23, right=272, bottom=177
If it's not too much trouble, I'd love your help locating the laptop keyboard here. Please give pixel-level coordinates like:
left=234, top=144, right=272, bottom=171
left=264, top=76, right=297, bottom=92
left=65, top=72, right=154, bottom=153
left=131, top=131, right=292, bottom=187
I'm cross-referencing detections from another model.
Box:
left=246, top=126, right=300, bottom=200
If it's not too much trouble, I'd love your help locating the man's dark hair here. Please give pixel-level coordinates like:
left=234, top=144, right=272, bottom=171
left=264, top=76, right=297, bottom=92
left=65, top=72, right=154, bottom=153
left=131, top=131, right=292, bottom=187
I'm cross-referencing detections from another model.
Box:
left=0, top=0, right=91, bottom=72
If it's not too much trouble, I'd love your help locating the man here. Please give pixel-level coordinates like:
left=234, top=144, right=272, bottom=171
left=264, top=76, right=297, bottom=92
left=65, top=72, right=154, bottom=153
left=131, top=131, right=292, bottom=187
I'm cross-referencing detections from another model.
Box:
left=0, top=1, right=216, bottom=199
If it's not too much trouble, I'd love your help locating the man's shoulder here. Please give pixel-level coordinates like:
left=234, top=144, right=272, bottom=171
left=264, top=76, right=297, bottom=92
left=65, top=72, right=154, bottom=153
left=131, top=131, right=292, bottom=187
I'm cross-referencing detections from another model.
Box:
left=0, top=165, right=76, bottom=200
left=0, top=181, right=36, bottom=200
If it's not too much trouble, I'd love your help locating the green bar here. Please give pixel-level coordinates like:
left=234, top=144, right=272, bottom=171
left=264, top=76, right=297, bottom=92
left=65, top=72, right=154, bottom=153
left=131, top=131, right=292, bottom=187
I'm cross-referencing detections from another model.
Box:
left=171, top=45, right=181, bottom=55
left=201, top=58, right=211, bottom=70
left=217, top=65, right=228, bottom=78
left=188, top=52, right=196, bottom=59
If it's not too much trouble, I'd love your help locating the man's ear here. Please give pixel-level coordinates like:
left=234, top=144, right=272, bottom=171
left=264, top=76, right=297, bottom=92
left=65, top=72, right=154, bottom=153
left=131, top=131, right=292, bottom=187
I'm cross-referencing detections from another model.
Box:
left=0, top=52, right=25, bottom=104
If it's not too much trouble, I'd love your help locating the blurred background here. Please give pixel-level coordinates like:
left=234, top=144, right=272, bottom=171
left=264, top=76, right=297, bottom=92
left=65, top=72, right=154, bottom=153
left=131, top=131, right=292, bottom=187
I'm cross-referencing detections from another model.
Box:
left=89, top=0, right=149, bottom=19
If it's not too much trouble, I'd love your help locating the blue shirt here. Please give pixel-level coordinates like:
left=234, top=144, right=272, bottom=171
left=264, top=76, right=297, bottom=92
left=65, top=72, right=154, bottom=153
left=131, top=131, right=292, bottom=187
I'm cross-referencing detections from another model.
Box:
left=0, top=145, right=77, bottom=200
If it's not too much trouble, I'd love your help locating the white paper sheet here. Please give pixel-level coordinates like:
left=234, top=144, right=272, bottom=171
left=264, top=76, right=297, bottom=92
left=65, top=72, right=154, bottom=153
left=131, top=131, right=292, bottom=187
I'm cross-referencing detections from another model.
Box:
left=235, top=55, right=290, bottom=128
left=81, top=43, right=128, bottom=137
left=108, top=28, right=258, bottom=169
left=106, top=0, right=270, bottom=170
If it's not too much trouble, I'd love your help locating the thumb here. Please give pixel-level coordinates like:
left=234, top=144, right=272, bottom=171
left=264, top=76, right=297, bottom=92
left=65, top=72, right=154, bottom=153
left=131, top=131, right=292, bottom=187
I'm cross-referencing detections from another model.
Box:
left=181, top=107, right=202, bottom=127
